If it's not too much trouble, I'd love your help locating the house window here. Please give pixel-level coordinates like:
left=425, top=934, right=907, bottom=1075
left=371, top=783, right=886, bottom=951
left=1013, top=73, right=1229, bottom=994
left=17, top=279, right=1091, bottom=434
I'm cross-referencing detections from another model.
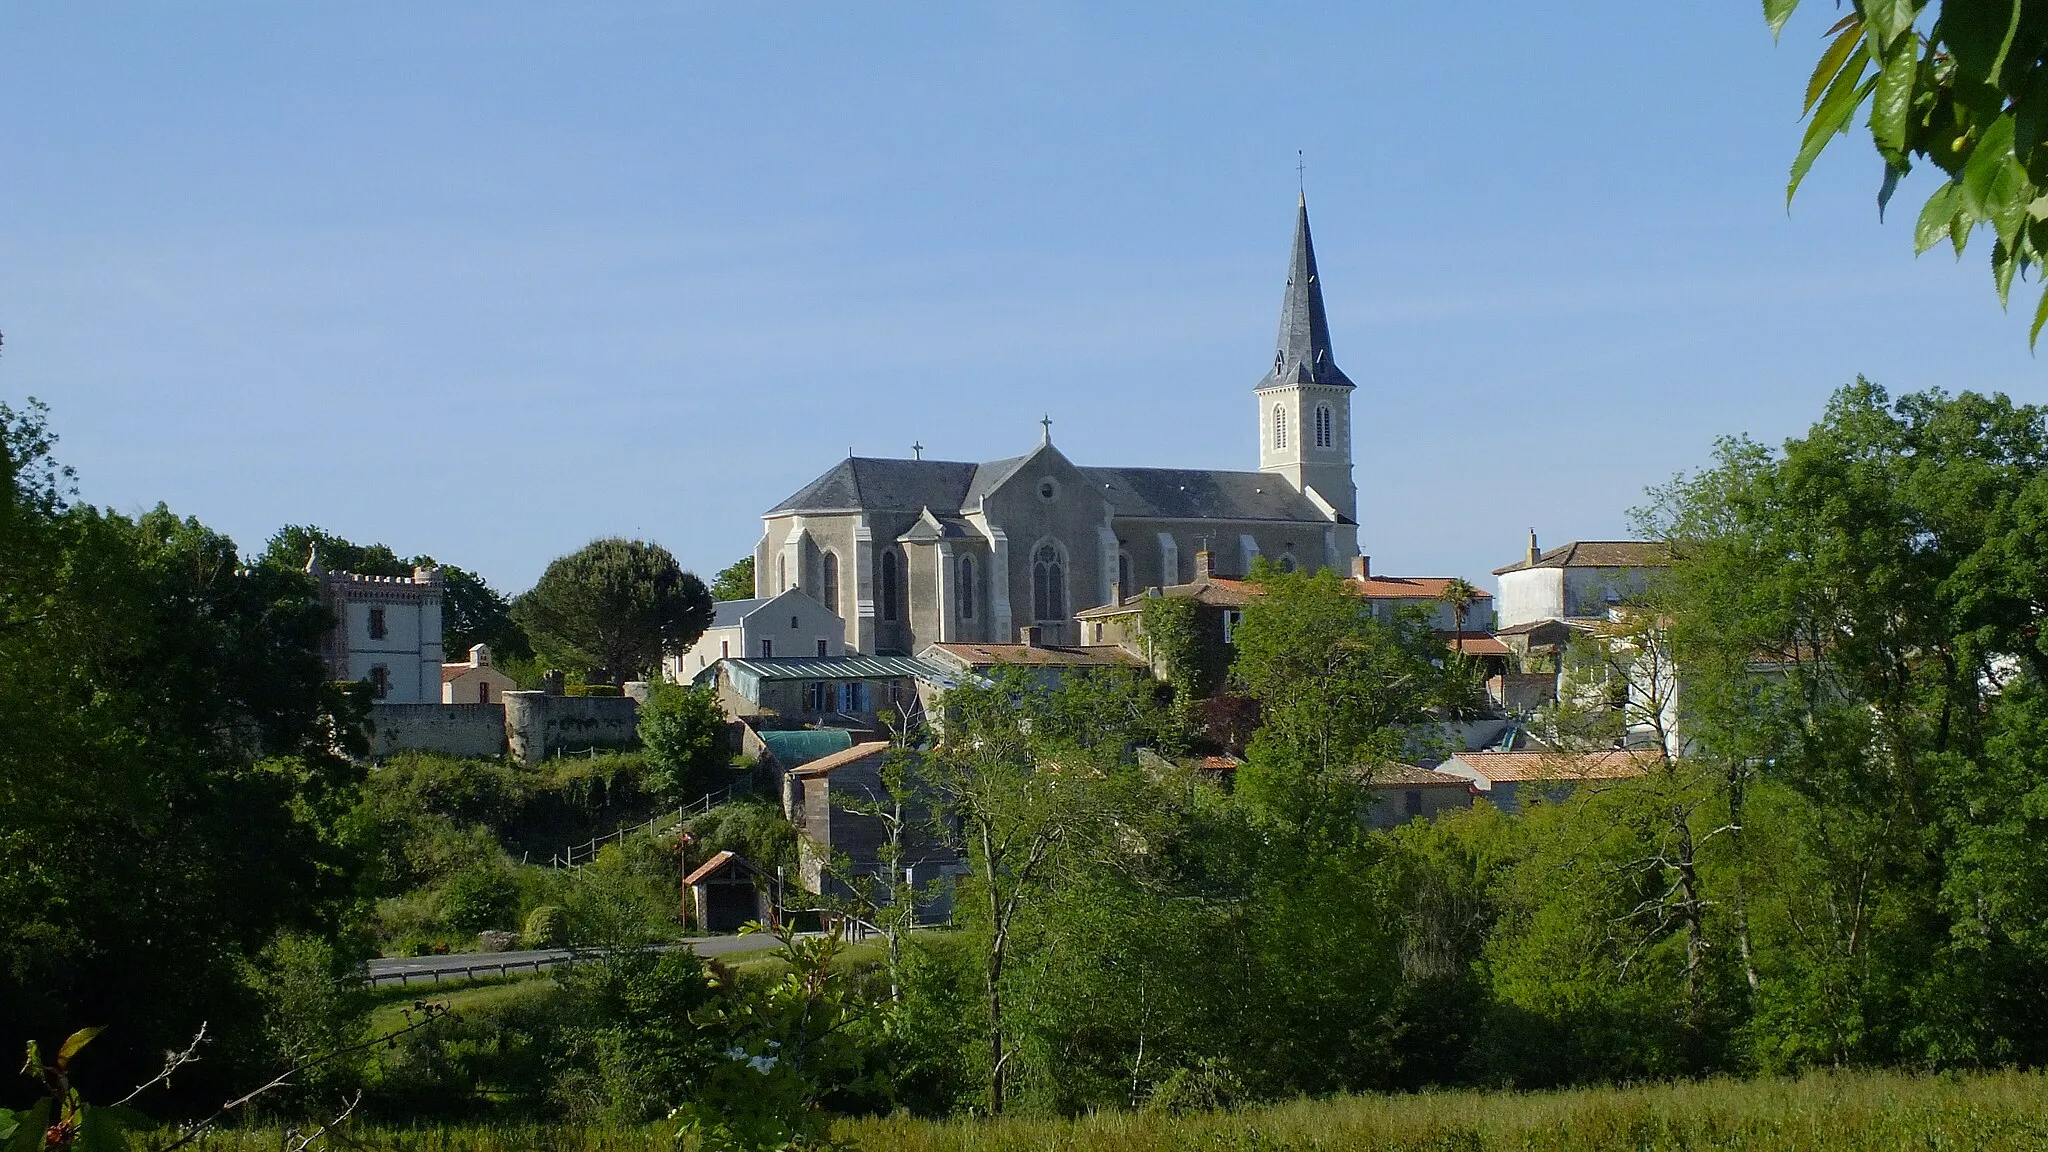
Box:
left=760, top=638, right=773, bottom=658
left=1315, top=404, right=1333, bottom=448
left=369, top=665, right=390, bottom=698
left=1223, top=609, right=1244, bottom=644
left=807, top=682, right=828, bottom=712
left=1031, top=543, right=1065, bottom=622
left=959, top=556, right=975, bottom=620
left=1273, top=405, right=1287, bottom=450
left=880, top=551, right=900, bottom=622
left=1404, top=790, right=1423, bottom=816
left=840, top=682, right=866, bottom=712
left=720, top=640, right=729, bottom=659
left=1094, top=621, right=1104, bottom=642
left=822, top=552, right=839, bottom=613
left=478, top=681, right=490, bottom=704
left=368, top=607, right=387, bottom=640
left=817, top=638, right=829, bottom=657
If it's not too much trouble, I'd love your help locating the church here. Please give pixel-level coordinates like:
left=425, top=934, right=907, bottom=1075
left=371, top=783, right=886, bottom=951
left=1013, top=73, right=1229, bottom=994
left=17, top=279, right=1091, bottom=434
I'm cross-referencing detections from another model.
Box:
left=754, top=195, right=1363, bottom=655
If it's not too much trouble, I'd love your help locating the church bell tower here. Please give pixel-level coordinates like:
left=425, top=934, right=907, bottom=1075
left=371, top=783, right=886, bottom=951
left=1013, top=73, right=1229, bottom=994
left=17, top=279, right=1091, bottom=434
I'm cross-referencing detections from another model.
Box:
left=1254, top=193, right=1357, bottom=526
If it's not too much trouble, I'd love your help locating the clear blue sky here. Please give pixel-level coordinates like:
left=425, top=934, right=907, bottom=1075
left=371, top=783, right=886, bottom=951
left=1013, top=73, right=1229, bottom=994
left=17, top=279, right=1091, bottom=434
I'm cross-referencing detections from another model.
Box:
left=2, top=3, right=2038, bottom=597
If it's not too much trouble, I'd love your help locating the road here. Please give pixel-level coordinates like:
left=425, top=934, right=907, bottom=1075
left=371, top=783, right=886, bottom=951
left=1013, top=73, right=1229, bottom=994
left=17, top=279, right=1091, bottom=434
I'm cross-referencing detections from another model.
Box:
left=363, top=934, right=786, bottom=986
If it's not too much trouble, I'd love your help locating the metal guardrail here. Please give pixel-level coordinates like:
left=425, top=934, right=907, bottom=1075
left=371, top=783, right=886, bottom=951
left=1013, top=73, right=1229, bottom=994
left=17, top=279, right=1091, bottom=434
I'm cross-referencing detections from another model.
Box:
left=366, top=953, right=579, bottom=988
left=546, top=780, right=752, bottom=869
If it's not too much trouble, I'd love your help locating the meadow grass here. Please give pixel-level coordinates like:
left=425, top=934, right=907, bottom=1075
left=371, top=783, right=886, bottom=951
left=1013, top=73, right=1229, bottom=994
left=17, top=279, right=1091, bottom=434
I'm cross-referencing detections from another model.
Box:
left=187, top=1067, right=2048, bottom=1150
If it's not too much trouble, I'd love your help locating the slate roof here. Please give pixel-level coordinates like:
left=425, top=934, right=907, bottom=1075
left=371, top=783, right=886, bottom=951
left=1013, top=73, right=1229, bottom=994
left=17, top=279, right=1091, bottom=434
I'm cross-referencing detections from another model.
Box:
left=769, top=458, right=1335, bottom=525
left=1083, top=466, right=1332, bottom=522
left=711, top=597, right=768, bottom=628
left=768, top=458, right=980, bottom=515
left=1253, top=194, right=1354, bottom=392
left=1493, top=541, right=1674, bottom=576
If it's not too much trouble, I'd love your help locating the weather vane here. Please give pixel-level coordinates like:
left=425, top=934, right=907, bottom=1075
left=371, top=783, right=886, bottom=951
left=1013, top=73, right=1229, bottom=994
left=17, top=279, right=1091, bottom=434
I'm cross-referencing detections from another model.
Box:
left=1296, top=149, right=1305, bottom=194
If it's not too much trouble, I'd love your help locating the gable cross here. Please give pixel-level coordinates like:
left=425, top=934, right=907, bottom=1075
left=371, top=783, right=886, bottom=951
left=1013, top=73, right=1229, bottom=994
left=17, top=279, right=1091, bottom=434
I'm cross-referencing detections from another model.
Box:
left=1040, top=414, right=1053, bottom=445
left=912, top=441, right=923, bottom=461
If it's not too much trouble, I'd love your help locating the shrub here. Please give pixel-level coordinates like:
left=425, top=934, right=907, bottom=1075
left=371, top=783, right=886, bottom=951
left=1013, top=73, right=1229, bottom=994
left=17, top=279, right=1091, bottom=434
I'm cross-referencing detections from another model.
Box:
left=444, top=866, right=520, bottom=934
left=566, top=684, right=621, bottom=698
left=639, top=684, right=731, bottom=800
left=524, top=904, right=569, bottom=948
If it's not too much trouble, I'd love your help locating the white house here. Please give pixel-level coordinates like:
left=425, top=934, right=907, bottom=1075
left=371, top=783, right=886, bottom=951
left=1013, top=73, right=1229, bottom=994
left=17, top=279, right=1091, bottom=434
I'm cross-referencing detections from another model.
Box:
left=313, top=561, right=444, bottom=704
left=1492, top=533, right=1672, bottom=631
left=443, top=643, right=519, bottom=704
left=664, top=588, right=847, bottom=682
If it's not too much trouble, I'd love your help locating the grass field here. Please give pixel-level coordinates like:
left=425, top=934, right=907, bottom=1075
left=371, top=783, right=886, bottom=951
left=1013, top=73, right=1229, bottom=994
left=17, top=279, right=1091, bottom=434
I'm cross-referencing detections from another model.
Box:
left=187, top=1067, right=2048, bottom=1150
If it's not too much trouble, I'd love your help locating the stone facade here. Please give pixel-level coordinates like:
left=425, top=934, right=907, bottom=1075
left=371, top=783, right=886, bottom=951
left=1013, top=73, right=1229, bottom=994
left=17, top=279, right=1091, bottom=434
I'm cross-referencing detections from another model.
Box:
left=313, top=564, right=444, bottom=704
left=755, top=196, right=1363, bottom=656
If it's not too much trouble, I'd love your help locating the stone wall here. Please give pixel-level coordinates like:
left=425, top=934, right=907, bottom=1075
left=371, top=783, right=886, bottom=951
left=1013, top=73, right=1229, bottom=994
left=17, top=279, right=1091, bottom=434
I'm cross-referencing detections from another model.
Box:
left=367, top=702, right=507, bottom=759
left=502, top=691, right=641, bottom=766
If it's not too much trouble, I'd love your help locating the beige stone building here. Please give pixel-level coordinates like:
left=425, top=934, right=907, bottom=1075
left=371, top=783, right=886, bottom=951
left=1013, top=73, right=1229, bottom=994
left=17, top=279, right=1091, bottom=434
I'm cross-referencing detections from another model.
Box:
left=755, top=196, right=1364, bottom=655
left=442, top=643, right=518, bottom=704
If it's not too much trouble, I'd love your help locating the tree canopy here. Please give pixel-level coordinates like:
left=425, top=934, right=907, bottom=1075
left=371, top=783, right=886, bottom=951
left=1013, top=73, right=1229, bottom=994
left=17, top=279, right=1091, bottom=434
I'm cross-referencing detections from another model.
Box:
left=1, top=402, right=371, bottom=1106
left=1776, top=0, right=2048, bottom=341
left=513, top=538, right=713, bottom=684
left=709, top=556, right=756, bottom=602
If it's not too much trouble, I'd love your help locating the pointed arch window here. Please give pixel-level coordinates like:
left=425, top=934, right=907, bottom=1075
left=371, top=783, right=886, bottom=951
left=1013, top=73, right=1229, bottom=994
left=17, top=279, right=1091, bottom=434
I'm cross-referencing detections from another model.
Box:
left=1117, top=552, right=1133, bottom=601
left=880, top=551, right=900, bottom=622
left=777, top=554, right=788, bottom=593
left=1315, top=404, right=1333, bottom=448
left=959, top=556, right=976, bottom=620
left=822, top=552, right=840, bottom=614
left=1273, top=405, right=1288, bottom=451
left=1032, top=543, right=1066, bottom=622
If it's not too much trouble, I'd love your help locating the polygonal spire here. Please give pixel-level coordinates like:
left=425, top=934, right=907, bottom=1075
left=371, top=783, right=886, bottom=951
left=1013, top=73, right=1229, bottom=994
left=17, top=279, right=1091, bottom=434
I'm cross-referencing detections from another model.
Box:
left=1254, top=193, right=1353, bottom=391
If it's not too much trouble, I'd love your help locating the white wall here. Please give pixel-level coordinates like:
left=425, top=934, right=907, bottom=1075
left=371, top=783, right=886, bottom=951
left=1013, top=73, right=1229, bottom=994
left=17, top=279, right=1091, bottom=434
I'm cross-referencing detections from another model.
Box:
left=341, top=598, right=442, bottom=704
left=741, top=589, right=847, bottom=659
left=1495, top=569, right=1565, bottom=630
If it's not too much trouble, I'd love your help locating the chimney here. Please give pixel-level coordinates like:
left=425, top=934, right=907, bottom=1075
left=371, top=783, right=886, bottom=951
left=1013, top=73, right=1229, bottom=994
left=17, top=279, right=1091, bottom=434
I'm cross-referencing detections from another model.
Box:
left=1193, top=550, right=1214, bottom=583
left=1018, top=624, right=1045, bottom=648
left=471, top=642, right=491, bottom=668
left=1527, top=528, right=1540, bottom=566
left=1352, top=555, right=1370, bottom=580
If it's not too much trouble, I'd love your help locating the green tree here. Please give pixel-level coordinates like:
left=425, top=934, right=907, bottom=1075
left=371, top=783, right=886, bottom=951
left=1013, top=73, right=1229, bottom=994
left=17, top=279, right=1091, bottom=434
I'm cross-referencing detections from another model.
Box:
left=437, top=562, right=532, bottom=662
left=1773, top=0, right=2048, bottom=342
left=1, top=405, right=372, bottom=1105
left=1228, top=567, right=1447, bottom=835
left=261, top=523, right=408, bottom=576
left=638, top=683, right=731, bottom=800
left=709, top=555, right=756, bottom=602
left=1642, top=379, right=2048, bottom=1068
left=512, top=538, right=714, bottom=685
left=1438, top=576, right=1479, bottom=655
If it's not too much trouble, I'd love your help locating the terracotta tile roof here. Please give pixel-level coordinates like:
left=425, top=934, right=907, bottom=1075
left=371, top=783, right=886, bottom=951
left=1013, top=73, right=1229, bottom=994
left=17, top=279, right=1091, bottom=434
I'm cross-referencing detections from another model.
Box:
left=442, top=665, right=469, bottom=683
left=1494, top=540, right=1673, bottom=576
left=1446, top=749, right=1656, bottom=783
left=926, top=643, right=1143, bottom=668
left=1354, top=576, right=1493, bottom=600
left=684, top=850, right=748, bottom=886
left=789, top=740, right=891, bottom=777
left=1440, top=633, right=1510, bottom=657
left=1075, top=579, right=1258, bottom=617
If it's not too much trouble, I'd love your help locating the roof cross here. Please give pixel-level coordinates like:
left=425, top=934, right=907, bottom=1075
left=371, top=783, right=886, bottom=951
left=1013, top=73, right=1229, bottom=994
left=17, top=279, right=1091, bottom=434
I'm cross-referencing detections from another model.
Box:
left=1040, top=414, right=1053, bottom=445
left=912, top=441, right=924, bottom=460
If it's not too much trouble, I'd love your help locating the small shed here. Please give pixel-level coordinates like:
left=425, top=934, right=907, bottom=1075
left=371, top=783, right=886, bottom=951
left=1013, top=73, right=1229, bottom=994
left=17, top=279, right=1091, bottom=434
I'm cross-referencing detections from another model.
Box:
left=1363, top=764, right=1476, bottom=828
left=684, top=850, right=769, bottom=933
